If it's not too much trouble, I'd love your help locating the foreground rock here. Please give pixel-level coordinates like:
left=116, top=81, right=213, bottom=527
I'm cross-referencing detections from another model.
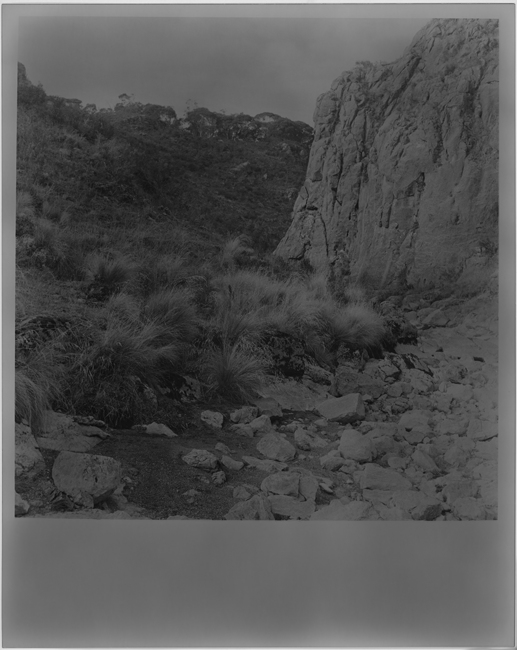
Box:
left=15, top=422, right=46, bottom=480
left=52, top=451, right=122, bottom=504
left=36, top=410, right=109, bottom=452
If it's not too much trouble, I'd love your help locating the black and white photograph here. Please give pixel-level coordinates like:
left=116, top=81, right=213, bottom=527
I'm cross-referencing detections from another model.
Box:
left=12, top=8, right=503, bottom=522
left=3, top=2, right=515, bottom=646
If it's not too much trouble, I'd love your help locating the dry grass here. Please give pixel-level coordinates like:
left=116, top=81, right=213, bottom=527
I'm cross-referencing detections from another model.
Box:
left=202, top=343, right=265, bottom=402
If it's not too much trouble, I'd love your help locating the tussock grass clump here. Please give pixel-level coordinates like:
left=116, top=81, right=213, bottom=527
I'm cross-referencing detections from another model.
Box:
left=15, top=370, right=50, bottom=433
left=137, top=254, right=190, bottom=297
left=202, top=343, right=265, bottom=403
left=85, top=254, right=134, bottom=296
left=15, top=343, right=64, bottom=432
left=142, top=288, right=198, bottom=343
left=219, top=235, right=255, bottom=270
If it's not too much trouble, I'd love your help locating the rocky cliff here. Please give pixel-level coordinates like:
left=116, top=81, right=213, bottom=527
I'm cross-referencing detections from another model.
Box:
left=275, top=19, right=499, bottom=291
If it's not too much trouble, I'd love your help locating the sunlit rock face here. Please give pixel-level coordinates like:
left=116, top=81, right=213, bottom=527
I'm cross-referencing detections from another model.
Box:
left=275, top=19, right=498, bottom=291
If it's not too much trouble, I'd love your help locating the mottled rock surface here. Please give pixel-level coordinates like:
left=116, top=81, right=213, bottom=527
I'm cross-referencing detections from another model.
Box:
left=275, top=19, right=498, bottom=290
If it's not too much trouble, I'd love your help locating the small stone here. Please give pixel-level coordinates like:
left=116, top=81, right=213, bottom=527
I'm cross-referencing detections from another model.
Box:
left=224, top=495, right=275, bottom=520
left=212, top=470, right=226, bottom=486
left=200, top=410, right=224, bottom=429
left=145, top=422, right=178, bottom=437
left=220, top=455, right=244, bottom=471
left=249, top=414, right=274, bottom=435
left=338, top=429, right=375, bottom=462
left=233, top=486, right=252, bottom=500
left=467, top=419, right=497, bottom=441
left=231, top=423, right=255, bottom=437
left=446, top=384, right=474, bottom=402
left=311, top=500, right=374, bottom=520
left=412, top=449, right=439, bottom=473
left=317, top=393, right=365, bottom=424
left=253, top=397, right=283, bottom=418
left=299, top=475, right=319, bottom=501
left=261, top=472, right=300, bottom=497
left=360, top=464, right=412, bottom=491
left=256, top=433, right=296, bottom=462
left=319, top=450, right=345, bottom=471
left=421, top=309, right=449, bottom=328
left=241, top=456, right=288, bottom=472
left=451, top=497, right=486, bottom=520
left=15, top=492, right=30, bottom=516
left=268, top=495, right=315, bottom=519
left=230, top=406, right=259, bottom=424
left=182, top=449, right=219, bottom=469
left=215, top=442, right=231, bottom=454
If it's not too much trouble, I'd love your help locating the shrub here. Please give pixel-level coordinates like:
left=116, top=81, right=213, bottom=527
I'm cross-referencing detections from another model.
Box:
left=65, top=308, right=190, bottom=425
left=202, top=342, right=265, bottom=403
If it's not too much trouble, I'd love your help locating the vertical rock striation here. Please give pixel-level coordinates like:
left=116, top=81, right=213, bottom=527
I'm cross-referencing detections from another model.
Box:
left=275, top=19, right=498, bottom=290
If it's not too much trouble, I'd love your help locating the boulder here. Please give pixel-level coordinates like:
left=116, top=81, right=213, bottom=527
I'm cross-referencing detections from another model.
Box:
left=241, top=456, right=288, bottom=472
left=200, top=411, right=224, bottom=429
left=230, top=406, right=259, bottom=424
left=261, top=472, right=300, bottom=497
left=220, top=455, right=244, bottom=471
left=15, top=422, right=46, bottom=480
left=317, top=393, right=365, bottom=424
left=268, top=495, right=315, bottom=519
left=52, top=451, right=122, bottom=503
left=15, top=492, right=30, bottom=516
left=224, top=495, right=275, bottom=520
left=338, top=429, right=375, bottom=462
left=256, top=433, right=296, bottom=462
left=145, top=422, right=178, bottom=437
left=36, top=410, right=108, bottom=452
left=182, top=449, right=219, bottom=469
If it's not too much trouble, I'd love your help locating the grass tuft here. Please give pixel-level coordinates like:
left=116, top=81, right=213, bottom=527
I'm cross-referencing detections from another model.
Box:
left=202, top=343, right=265, bottom=403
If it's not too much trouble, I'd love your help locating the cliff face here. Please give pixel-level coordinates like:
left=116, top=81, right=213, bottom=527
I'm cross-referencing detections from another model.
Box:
left=275, top=19, right=499, bottom=290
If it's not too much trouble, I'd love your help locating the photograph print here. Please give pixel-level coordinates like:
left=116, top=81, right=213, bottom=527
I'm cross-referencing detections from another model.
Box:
left=14, top=10, right=499, bottom=521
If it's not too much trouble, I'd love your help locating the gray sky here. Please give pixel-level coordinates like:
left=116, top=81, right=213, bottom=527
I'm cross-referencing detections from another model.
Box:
left=17, top=7, right=432, bottom=124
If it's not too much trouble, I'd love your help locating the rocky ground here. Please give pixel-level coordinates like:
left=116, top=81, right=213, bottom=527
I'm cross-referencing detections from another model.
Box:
left=15, top=288, right=498, bottom=521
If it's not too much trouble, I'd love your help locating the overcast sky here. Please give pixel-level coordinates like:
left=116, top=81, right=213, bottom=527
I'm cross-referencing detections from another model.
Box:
left=14, top=6, right=438, bottom=124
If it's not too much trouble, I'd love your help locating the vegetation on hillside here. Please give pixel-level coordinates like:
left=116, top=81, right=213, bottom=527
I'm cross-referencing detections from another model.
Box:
left=15, top=64, right=393, bottom=429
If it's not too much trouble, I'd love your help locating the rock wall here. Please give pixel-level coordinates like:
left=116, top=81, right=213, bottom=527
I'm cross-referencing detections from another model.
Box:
left=275, top=19, right=499, bottom=290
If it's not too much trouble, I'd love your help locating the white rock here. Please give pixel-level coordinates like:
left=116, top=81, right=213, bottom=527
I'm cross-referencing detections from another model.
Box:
left=182, top=449, right=219, bottom=469
left=200, top=410, right=224, bottom=428
left=145, top=422, right=178, bottom=437
left=317, top=393, right=365, bottom=424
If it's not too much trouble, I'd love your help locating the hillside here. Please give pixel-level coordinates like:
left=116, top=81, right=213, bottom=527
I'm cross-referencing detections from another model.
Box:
left=17, top=62, right=312, bottom=254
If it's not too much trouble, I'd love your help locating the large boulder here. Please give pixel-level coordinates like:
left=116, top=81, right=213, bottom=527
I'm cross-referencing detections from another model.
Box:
left=52, top=451, right=122, bottom=504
